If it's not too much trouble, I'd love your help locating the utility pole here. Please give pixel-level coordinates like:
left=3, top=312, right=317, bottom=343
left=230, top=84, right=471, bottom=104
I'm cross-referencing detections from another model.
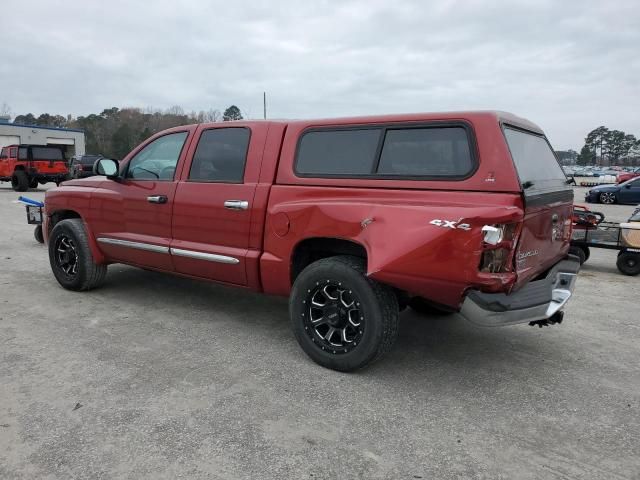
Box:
left=263, top=92, right=267, bottom=120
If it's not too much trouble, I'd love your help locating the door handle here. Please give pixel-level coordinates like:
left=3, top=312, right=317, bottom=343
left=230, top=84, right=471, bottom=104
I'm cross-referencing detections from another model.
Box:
left=147, top=195, right=168, bottom=204
left=224, top=200, right=249, bottom=210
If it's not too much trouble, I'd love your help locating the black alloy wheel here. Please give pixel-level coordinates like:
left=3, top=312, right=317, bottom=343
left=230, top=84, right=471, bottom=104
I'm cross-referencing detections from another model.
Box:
left=304, top=281, right=364, bottom=354
left=54, top=234, right=79, bottom=277
left=48, top=218, right=107, bottom=291
left=290, top=255, right=400, bottom=372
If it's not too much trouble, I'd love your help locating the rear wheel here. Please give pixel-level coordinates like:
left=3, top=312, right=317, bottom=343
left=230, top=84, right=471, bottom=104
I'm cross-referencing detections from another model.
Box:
left=11, top=170, right=29, bottom=192
left=290, top=256, right=399, bottom=371
left=569, top=246, right=587, bottom=265
left=48, top=218, right=107, bottom=290
left=599, top=192, right=616, bottom=204
left=29, top=178, right=38, bottom=189
left=616, top=251, right=640, bottom=276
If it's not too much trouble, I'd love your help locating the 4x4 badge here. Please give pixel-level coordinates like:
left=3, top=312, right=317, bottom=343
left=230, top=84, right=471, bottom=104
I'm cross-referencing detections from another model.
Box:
left=429, top=219, right=471, bottom=231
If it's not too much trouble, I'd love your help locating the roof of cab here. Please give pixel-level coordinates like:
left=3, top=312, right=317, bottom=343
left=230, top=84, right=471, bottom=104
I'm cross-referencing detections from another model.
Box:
left=201, top=111, right=544, bottom=135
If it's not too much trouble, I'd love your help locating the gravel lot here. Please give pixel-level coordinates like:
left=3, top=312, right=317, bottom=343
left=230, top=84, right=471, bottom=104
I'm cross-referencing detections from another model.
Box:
left=1, top=183, right=639, bottom=479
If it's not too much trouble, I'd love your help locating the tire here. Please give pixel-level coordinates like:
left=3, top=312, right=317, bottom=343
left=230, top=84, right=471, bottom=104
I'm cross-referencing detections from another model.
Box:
left=616, top=252, right=640, bottom=276
left=409, top=296, right=454, bottom=315
left=569, top=246, right=587, bottom=265
left=11, top=170, right=29, bottom=192
left=599, top=192, right=616, bottom=204
left=289, top=255, right=399, bottom=372
left=29, top=178, right=38, bottom=189
left=34, top=225, right=44, bottom=244
left=395, top=289, right=410, bottom=311
left=48, top=218, right=107, bottom=290
left=582, top=246, right=591, bottom=262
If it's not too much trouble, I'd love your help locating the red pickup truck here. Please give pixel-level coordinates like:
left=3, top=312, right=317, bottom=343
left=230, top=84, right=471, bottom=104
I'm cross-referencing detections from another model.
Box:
left=43, top=111, right=579, bottom=371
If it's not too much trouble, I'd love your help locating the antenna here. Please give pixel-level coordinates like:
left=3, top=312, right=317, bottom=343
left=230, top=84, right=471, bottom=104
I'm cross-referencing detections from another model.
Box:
left=263, top=92, right=267, bottom=120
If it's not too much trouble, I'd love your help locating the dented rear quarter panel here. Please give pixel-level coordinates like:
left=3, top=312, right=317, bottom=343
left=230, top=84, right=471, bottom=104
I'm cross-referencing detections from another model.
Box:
left=261, top=187, right=524, bottom=308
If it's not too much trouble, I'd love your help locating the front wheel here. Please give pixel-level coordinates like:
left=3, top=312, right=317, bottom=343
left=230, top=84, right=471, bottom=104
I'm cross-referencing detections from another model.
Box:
left=599, top=192, right=616, bottom=204
left=616, top=251, right=640, bottom=276
left=48, top=218, right=107, bottom=290
left=289, top=256, right=399, bottom=372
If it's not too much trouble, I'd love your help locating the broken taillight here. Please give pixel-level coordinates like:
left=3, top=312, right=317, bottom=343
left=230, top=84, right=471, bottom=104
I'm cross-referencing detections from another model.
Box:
left=479, top=223, right=519, bottom=273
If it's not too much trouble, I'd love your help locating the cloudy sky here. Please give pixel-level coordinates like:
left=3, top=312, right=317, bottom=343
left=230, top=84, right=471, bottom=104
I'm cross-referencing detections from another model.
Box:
left=1, top=0, right=638, bottom=149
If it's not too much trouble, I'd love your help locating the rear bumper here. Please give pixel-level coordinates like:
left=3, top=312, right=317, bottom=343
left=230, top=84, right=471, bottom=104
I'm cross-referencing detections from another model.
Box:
left=34, top=173, right=68, bottom=183
left=459, top=255, right=580, bottom=327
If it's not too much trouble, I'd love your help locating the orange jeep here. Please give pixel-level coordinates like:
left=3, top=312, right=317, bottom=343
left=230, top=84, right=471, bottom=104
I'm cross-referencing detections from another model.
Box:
left=0, top=144, right=69, bottom=191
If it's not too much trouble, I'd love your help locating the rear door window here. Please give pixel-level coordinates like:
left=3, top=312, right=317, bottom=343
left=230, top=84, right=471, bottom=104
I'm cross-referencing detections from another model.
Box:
left=503, top=127, right=568, bottom=195
left=18, top=147, right=27, bottom=160
left=188, top=128, right=250, bottom=183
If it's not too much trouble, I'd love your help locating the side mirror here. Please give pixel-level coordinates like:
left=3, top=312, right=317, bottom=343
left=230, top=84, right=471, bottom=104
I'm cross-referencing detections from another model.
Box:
left=93, top=158, right=119, bottom=178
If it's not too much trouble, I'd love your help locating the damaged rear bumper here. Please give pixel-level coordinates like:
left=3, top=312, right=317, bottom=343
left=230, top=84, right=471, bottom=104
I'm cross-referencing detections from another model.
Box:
left=459, top=255, right=580, bottom=327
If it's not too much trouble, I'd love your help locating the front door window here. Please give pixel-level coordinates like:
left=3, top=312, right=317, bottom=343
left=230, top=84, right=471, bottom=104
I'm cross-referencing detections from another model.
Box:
left=125, top=132, right=188, bottom=181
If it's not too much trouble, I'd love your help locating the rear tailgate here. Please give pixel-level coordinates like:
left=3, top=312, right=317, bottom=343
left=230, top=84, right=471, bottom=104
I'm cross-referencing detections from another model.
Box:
left=30, top=146, right=68, bottom=174
left=503, top=126, right=573, bottom=287
left=32, top=160, right=68, bottom=174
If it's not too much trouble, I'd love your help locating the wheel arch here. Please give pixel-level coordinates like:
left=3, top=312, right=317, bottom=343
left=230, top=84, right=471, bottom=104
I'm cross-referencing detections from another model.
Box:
left=290, top=237, right=368, bottom=285
left=47, top=209, right=106, bottom=264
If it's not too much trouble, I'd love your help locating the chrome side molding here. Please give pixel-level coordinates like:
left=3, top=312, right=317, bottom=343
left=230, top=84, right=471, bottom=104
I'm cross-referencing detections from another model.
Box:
left=96, top=237, right=240, bottom=265
left=97, top=237, right=169, bottom=254
left=170, top=248, right=239, bottom=264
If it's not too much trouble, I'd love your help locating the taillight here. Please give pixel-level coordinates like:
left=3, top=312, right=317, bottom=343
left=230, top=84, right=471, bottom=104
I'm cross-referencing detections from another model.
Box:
left=479, top=223, right=519, bottom=273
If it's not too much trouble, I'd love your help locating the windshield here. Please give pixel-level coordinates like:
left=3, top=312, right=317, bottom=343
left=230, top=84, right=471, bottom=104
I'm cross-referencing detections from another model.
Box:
left=503, top=126, right=569, bottom=195
left=80, top=155, right=101, bottom=165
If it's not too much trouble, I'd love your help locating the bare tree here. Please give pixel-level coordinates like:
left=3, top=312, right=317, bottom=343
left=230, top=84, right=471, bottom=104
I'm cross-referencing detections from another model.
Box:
left=166, top=105, right=184, bottom=116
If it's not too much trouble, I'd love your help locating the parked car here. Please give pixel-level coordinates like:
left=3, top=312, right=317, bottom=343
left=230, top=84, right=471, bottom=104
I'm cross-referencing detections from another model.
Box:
left=617, top=167, right=640, bottom=184
left=68, top=154, right=104, bottom=179
left=0, top=144, right=69, bottom=191
left=585, top=177, right=640, bottom=204
left=42, top=111, right=579, bottom=371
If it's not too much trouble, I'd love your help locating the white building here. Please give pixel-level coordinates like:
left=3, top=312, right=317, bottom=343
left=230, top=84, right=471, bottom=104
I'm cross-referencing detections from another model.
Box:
left=0, top=118, right=85, bottom=158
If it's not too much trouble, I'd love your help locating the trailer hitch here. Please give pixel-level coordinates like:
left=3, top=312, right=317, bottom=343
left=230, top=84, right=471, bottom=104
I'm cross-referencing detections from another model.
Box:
left=529, top=311, right=564, bottom=328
